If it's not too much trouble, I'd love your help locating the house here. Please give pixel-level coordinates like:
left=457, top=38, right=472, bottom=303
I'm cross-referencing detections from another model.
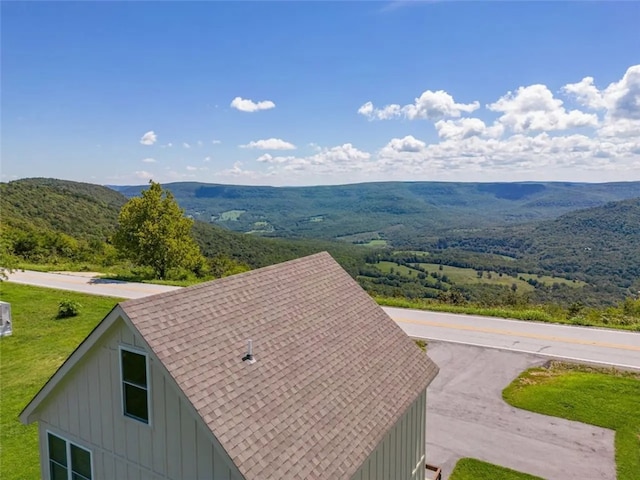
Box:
left=20, top=252, right=439, bottom=480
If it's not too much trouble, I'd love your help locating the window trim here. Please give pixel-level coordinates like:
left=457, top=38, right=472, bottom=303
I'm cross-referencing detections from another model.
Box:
left=46, top=431, right=93, bottom=480
left=118, top=345, right=152, bottom=426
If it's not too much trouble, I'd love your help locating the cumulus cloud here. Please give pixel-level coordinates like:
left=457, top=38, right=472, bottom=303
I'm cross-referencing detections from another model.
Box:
left=139, top=131, right=157, bottom=145
left=358, top=90, right=479, bottom=121
left=240, top=138, right=297, bottom=150
left=183, top=142, right=191, bottom=149
left=253, top=143, right=372, bottom=174
left=256, top=153, right=293, bottom=164
left=374, top=129, right=640, bottom=181
left=562, top=65, right=640, bottom=137
left=487, top=84, right=598, bottom=132
left=435, top=118, right=504, bottom=140
left=562, top=76, right=606, bottom=110
left=212, top=139, right=222, bottom=145
left=135, top=170, right=154, bottom=180
left=142, top=158, right=156, bottom=163
left=607, top=65, right=640, bottom=120
left=249, top=66, right=638, bottom=183
left=230, top=96, right=276, bottom=112
left=384, top=135, right=426, bottom=153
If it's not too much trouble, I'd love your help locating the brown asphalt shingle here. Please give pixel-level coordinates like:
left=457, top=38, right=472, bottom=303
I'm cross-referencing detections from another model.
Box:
left=121, top=252, right=438, bottom=480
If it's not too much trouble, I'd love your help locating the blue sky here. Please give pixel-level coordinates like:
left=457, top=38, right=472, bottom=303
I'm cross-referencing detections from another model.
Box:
left=2, top=1, right=639, bottom=186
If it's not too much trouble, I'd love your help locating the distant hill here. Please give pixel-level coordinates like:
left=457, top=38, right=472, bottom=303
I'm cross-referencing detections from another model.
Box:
left=2, top=177, right=127, bottom=240
left=110, top=181, right=640, bottom=242
left=525, top=198, right=640, bottom=290
left=423, top=197, right=640, bottom=301
left=0, top=178, right=367, bottom=275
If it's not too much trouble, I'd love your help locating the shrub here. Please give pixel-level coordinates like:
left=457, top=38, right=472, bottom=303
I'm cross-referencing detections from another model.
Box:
left=57, top=299, right=82, bottom=318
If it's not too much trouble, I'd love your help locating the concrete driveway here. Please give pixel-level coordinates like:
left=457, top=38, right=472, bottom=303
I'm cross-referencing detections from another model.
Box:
left=425, top=342, right=616, bottom=480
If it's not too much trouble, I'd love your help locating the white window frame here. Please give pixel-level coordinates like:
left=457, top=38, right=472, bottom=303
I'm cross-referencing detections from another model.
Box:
left=46, top=431, right=93, bottom=480
left=118, top=345, right=152, bottom=426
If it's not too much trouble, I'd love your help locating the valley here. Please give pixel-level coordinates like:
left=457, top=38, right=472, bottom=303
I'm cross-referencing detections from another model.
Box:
left=2, top=178, right=640, bottom=326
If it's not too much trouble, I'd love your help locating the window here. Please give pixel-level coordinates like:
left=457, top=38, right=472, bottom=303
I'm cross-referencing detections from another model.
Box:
left=47, top=433, right=92, bottom=480
left=120, top=347, right=150, bottom=424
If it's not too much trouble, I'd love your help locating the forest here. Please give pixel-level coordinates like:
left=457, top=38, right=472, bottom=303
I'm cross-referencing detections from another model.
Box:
left=1, top=178, right=639, bottom=326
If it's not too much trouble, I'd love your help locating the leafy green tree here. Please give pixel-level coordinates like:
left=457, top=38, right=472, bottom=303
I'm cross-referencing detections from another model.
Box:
left=113, top=180, right=207, bottom=279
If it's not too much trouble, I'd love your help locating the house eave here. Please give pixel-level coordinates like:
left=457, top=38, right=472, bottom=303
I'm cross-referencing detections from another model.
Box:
left=18, top=304, right=126, bottom=424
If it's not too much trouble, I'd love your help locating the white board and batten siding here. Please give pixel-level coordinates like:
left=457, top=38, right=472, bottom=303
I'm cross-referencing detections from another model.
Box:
left=35, top=318, right=243, bottom=480
left=350, top=389, right=427, bottom=480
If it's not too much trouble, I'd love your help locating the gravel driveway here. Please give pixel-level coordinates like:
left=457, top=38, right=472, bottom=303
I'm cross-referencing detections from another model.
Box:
left=425, top=342, right=616, bottom=480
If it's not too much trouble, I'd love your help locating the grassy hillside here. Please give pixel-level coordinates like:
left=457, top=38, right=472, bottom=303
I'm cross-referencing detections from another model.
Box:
left=111, top=181, right=640, bottom=241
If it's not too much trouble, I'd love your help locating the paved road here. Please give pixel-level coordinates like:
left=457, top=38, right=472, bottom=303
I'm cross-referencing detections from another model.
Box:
left=6, top=270, right=640, bottom=370
left=386, top=306, right=640, bottom=371
left=425, top=342, right=615, bottom=480
left=4, top=269, right=180, bottom=298
left=4, top=269, right=625, bottom=479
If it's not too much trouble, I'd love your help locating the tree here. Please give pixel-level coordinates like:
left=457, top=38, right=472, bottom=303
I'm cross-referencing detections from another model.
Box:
left=113, top=180, right=207, bottom=279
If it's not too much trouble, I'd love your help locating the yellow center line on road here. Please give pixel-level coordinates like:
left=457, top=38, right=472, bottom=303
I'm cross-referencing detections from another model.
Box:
left=394, top=317, right=640, bottom=353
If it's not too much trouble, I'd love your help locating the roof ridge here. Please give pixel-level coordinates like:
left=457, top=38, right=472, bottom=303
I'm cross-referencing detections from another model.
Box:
left=121, top=251, right=333, bottom=308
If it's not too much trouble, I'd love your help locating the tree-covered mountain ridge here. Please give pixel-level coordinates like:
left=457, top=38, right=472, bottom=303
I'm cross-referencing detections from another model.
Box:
left=0, top=178, right=366, bottom=275
left=110, top=180, right=640, bottom=240
left=2, top=178, right=639, bottom=305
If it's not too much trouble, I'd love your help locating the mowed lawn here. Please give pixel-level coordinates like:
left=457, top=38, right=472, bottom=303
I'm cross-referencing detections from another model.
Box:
left=0, top=283, right=120, bottom=480
left=450, top=458, right=543, bottom=480
left=503, top=362, right=640, bottom=480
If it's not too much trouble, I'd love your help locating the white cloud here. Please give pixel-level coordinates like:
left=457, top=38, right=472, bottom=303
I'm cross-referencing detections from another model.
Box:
left=135, top=170, right=154, bottom=180
left=204, top=156, right=211, bottom=162
left=183, top=142, right=191, bottom=149
left=359, top=90, right=480, bottom=121
left=230, top=96, right=276, bottom=112
left=562, top=65, right=640, bottom=138
left=142, top=158, right=156, bottom=163
left=186, top=166, right=197, bottom=171
left=487, top=84, right=598, bottom=132
left=374, top=130, right=640, bottom=181
left=384, top=135, right=426, bottom=153
left=253, top=143, right=372, bottom=175
left=160, top=142, right=173, bottom=148
left=562, top=76, right=606, bottom=110
left=256, top=153, right=292, bottom=164
left=605, top=65, right=640, bottom=120
left=240, top=138, right=297, bottom=150
left=212, top=140, right=222, bottom=145
left=435, top=118, right=504, bottom=140
left=197, top=140, right=203, bottom=147
left=139, top=131, right=157, bottom=146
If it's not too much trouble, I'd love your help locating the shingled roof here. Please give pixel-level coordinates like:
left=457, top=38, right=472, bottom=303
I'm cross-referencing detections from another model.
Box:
left=120, top=251, right=438, bottom=480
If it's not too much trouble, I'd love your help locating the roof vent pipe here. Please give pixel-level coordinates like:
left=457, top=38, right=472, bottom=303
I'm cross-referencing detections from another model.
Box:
left=242, top=339, right=256, bottom=364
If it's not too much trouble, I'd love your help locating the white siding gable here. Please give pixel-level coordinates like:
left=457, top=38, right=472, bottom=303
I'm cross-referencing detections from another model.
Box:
left=35, top=318, right=243, bottom=480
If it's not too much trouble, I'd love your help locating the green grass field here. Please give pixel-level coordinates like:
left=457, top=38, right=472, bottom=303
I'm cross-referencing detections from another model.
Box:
left=218, top=209, right=246, bottom=221
left=450, top=458, right=543, bottom=480
left=518, top=273, right=587, bottom=288
left=503, top=362, right=640, bottom=480
left=414, top=263, right=536, bottom=292
left=362, top=239, right=388, bottom=247
left=0, top=283, right=120, bottom=480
